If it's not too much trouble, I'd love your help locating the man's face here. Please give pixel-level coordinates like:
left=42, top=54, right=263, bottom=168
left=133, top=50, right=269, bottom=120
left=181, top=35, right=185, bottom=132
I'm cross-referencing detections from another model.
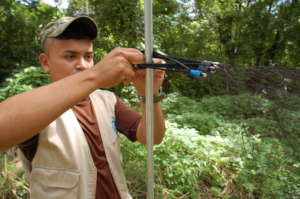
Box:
left=39, top=38, right=94, bottom=81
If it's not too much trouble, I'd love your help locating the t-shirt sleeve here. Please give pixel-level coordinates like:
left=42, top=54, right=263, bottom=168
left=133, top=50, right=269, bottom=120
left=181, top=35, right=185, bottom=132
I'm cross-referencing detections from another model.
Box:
left=18, top=134, right=39, bottom=162
left=115, top=98, right=142, bottom=142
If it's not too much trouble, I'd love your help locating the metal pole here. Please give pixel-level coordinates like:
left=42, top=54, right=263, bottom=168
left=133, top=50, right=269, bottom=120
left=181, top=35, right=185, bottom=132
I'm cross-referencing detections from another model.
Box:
left=144, top=0, right=154, bottom=199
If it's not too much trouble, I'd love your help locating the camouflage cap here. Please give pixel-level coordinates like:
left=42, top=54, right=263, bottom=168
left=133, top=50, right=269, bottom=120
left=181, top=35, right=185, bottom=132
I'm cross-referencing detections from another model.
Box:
left=39, top=16, right=98, bottom=49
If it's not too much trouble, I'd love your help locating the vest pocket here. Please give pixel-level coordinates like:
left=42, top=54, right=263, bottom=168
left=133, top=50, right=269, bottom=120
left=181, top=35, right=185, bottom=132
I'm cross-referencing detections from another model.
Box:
left=30, top=167, right=80, bottom=199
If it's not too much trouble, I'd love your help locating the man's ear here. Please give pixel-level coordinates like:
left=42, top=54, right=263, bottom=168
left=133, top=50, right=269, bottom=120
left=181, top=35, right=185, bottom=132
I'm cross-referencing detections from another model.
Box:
left=39, top=53, right=50, bottom=73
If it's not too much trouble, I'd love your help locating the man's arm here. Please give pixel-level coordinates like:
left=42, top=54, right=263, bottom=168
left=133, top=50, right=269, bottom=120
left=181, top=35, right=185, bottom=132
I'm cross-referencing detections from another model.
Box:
left=0, top=48, right=144, bottom=151
left=131, top=68, right=166, bottom=145
left=136, top=102, right=165, bottom=145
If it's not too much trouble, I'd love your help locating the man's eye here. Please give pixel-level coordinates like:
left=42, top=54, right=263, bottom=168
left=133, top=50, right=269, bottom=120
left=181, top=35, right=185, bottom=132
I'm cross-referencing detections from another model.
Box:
left=65, top=55, right=75, bottom=59
left=85, top=55, right=93, bottom=60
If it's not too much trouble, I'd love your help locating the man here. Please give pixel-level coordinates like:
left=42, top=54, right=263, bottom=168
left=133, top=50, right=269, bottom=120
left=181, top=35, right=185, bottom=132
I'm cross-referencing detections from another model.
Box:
left=0, top=16, right=165, bottom=199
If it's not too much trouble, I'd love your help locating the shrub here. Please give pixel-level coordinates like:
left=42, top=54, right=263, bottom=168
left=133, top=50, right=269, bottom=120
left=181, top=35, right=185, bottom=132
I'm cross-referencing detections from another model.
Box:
left=0, top=152, right=29, bottom=199
left=0, top=66, right=50, bottom=101
left=121, top=121, right=300, bottom=198
left=125, top=93, right=300, bottom=198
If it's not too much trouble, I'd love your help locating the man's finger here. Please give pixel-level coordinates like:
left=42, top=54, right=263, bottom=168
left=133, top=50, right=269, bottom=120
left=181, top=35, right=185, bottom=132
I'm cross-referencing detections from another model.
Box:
left=154, top=69, right=165, bottom=78
left=134, top=68, right=146, bottom=76
left=112, top=48, right=144, bottom=65
left=122, top=66, right=135, bottom=82
left=153, top=58, right=164, bottom=64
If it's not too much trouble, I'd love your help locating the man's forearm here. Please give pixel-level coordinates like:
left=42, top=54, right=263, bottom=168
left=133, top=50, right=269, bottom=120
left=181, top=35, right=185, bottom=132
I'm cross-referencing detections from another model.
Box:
left=136, top=102, right=165, bottom=145
left=0, top=69, right=99, bottom=151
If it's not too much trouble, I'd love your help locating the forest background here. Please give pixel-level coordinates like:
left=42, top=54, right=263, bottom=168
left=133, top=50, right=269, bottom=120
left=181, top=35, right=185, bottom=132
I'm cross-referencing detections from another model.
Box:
left=0, top=0, right=300, bottom=198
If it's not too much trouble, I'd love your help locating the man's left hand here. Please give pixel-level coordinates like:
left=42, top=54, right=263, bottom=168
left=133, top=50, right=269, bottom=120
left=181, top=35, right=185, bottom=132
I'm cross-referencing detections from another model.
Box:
left=131, top=59, right=165, bottom=96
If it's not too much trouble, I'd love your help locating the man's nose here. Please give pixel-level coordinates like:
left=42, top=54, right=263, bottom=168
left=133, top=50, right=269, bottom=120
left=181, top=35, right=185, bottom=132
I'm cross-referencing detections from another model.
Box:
left=76, top=58, right=90, bottom=71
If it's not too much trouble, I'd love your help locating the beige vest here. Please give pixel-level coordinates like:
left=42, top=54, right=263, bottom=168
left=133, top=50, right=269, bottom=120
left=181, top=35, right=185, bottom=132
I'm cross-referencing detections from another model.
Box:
left=26, top=90, right=132, bottom=199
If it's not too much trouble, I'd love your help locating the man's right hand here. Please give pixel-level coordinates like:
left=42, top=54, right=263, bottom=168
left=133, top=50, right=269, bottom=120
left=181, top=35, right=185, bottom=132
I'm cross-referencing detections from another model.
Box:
left=93, top=47, right=145, bottom=88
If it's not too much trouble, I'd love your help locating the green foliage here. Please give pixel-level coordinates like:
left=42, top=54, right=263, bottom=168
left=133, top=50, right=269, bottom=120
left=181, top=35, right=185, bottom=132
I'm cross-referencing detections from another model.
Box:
left=0, top=152, right=29, bottom=199
left=0, top=0, right=62, bottom=82
left=163, top=92, right=300, bottom=150
left=0, top=66, right=50, bottom=101
left=121, top=121, right=300, bottom=198
left=121, top=92, right=300, bottom=198
left=193, top=0, right=300, bottom=66
left=162, top=93, right=273, bottom=134
left=233, top=137, right=300, bottom=198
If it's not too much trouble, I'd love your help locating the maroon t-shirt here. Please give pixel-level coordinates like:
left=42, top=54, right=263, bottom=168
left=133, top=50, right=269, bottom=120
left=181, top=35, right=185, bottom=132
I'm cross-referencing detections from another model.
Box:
left=19, top=97, right=142, bottom=199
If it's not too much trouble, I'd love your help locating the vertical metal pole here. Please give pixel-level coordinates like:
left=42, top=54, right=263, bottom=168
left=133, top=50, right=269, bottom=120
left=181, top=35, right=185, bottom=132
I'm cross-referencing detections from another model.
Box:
left=144, top=0, right=154, bottom=199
